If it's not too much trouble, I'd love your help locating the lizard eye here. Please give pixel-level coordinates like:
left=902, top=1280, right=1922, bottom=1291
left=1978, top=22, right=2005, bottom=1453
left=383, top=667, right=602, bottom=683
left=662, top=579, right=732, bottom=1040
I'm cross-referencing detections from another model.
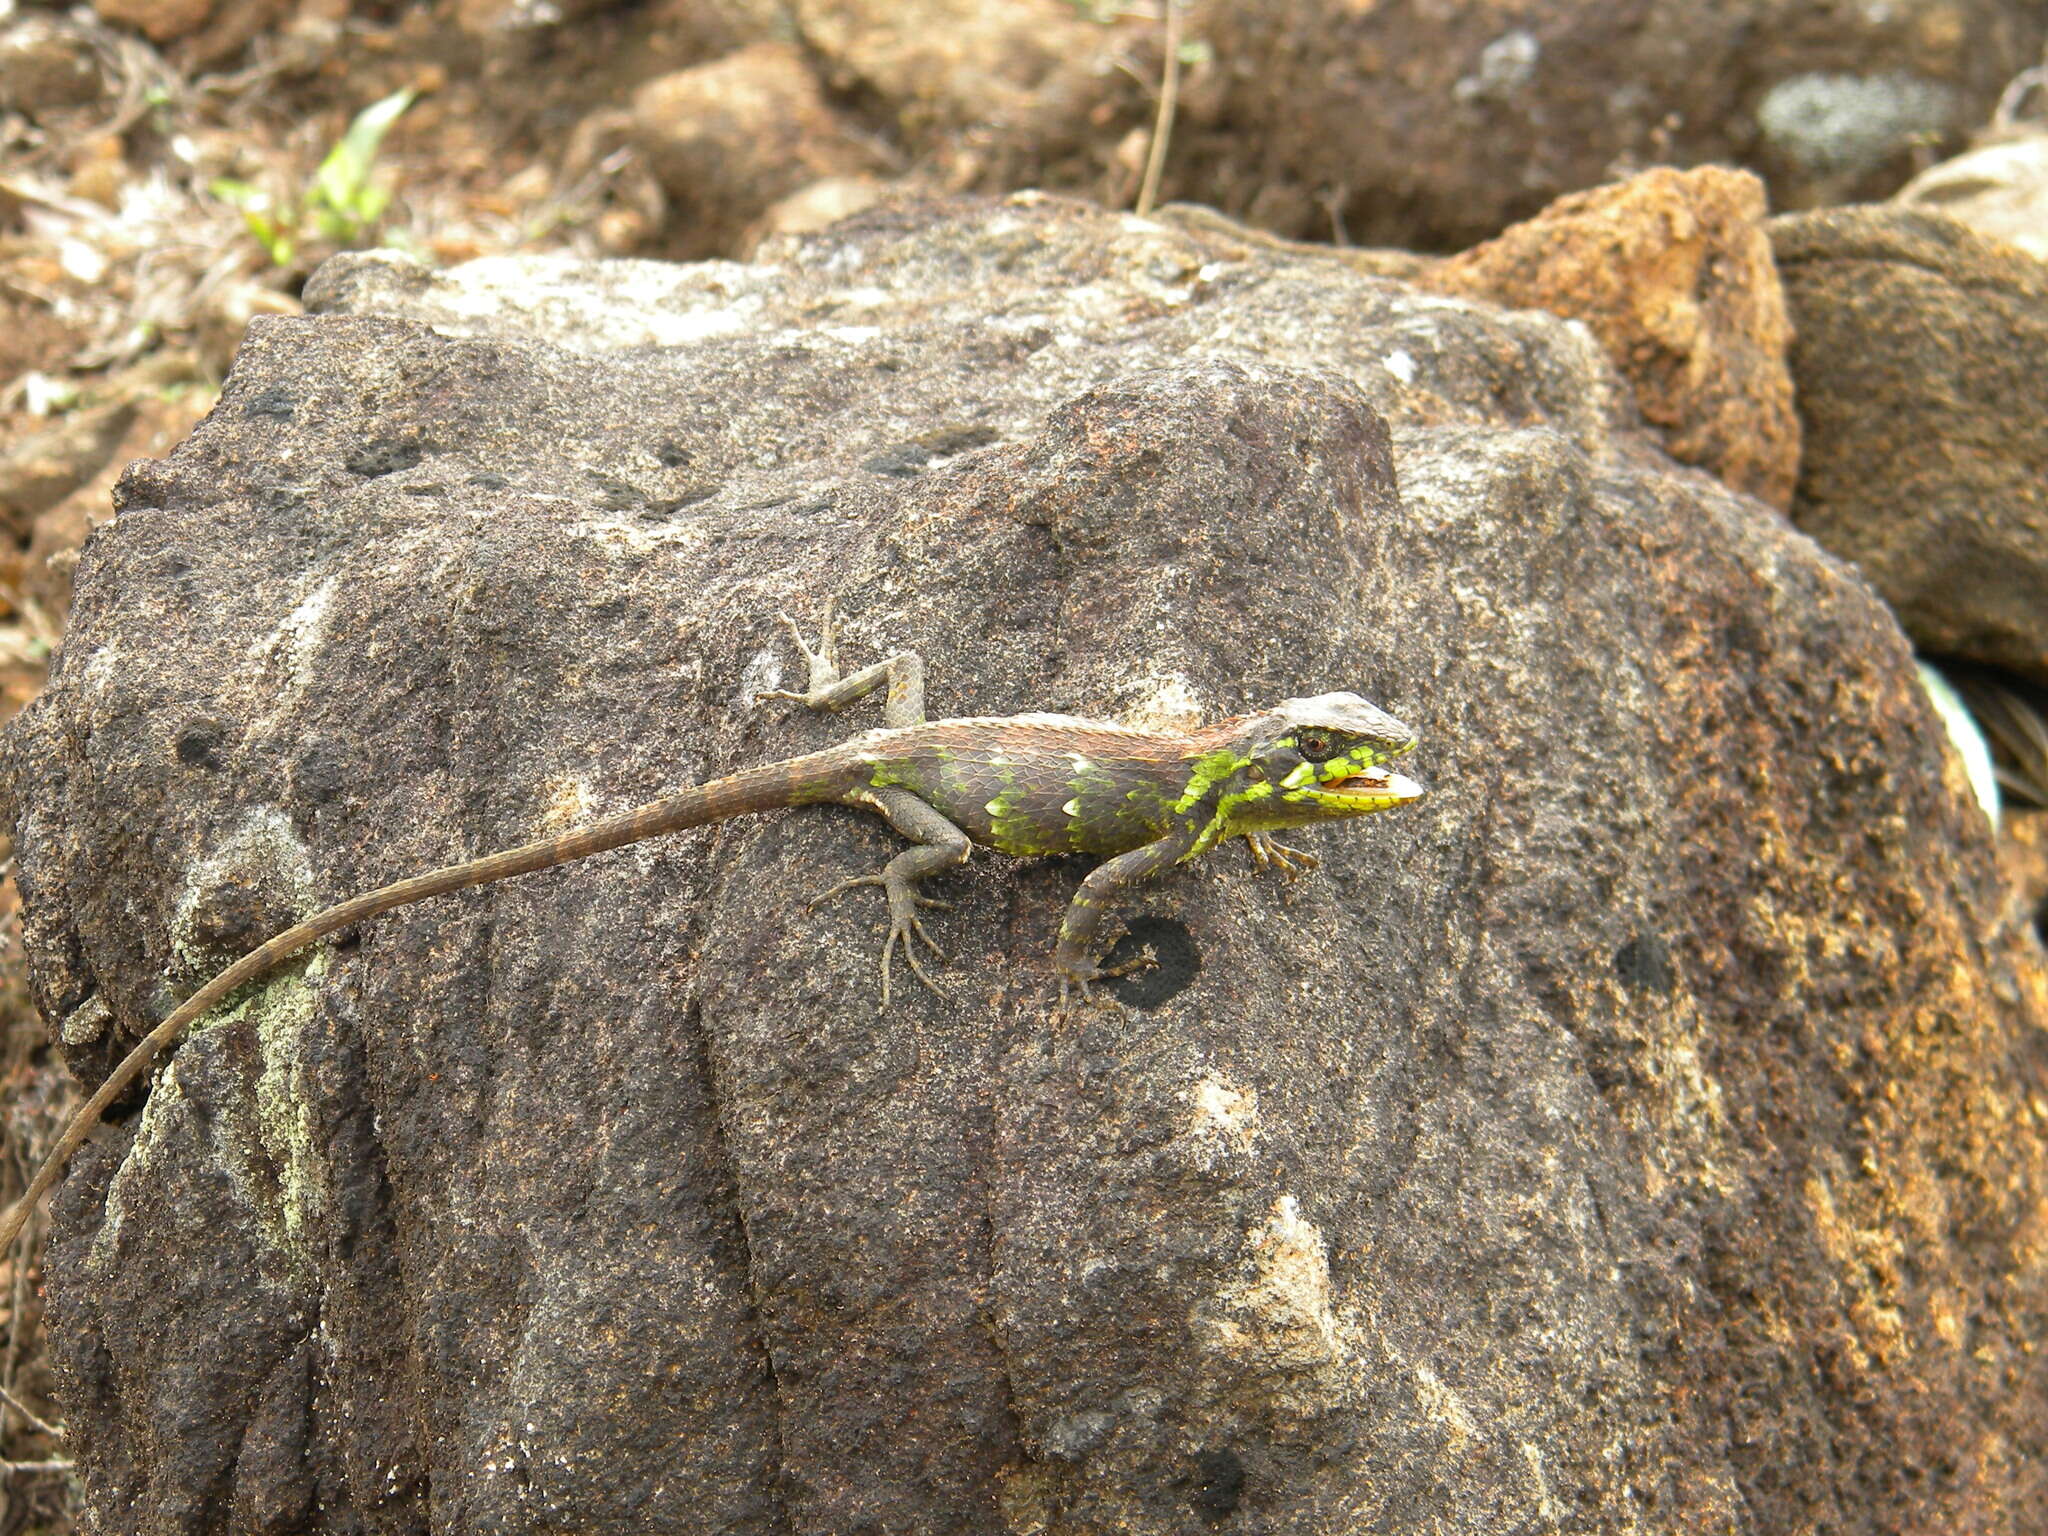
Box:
left=1245, top=763, right=1266, bottom=782
left=1297, top=731, right=1337, bottom=762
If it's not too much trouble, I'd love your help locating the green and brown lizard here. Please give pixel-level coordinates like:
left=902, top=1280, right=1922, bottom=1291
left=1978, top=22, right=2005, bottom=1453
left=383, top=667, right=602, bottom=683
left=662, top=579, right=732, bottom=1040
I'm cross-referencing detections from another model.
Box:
left=0, top=607, right=1422, bottom=1251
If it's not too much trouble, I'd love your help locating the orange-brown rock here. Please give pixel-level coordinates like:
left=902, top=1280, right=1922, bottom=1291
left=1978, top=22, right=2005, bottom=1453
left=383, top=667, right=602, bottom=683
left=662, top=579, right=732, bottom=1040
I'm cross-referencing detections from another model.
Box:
left=1432, top=166, right=1799, bottom=510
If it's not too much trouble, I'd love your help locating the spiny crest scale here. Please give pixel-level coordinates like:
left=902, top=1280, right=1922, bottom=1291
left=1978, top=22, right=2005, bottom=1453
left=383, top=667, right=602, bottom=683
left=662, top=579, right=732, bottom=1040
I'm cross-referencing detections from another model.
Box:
left=1273, top=692, right=1416, bottom=746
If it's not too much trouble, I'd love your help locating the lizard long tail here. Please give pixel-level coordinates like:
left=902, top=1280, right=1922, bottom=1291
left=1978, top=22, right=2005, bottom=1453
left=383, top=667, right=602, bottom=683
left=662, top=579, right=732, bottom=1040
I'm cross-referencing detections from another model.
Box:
left=0, top=755, right=834, bottom=1258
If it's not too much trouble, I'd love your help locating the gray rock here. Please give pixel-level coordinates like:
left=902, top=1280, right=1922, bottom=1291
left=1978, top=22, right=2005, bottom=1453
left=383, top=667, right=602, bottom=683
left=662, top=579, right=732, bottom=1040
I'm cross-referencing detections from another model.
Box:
left=6, top=194, right=2045, bottom=1534
left=1896, top=125, right=2048, bottom=261
left=1755, top=71, right=1961, bottom=185
left=1175, top=0, right=2041, bottom=248
left=1773, top=206, right=2048, bottom=683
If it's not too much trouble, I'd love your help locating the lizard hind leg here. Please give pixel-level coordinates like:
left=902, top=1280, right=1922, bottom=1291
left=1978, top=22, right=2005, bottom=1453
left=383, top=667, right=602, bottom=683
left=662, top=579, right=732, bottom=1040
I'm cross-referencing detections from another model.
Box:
left=817, top=785, right=972, bottom=1006
left=761, top=599, right=927, bottom=729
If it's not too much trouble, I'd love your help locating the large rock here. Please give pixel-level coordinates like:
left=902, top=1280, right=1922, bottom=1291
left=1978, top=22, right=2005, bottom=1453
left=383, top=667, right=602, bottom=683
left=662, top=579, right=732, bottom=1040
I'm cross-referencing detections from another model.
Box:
left=1173, top=0, right=2042, bottom=248
left=5, top=194, right=2046, bottom=1534
left=1773, top=206, right=2048, bottom=683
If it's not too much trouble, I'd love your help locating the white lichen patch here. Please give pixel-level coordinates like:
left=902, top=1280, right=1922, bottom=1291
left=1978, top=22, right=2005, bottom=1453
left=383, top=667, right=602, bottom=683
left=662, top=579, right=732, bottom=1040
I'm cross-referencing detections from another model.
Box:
left=167, top=808, right=317, bottom=965
left=1191, top=1194, right=1341, bottom=1374
left=77, top=640, right=124, bottom=700
left=537, top=776, right=596, bottom=834
left=1183, top=1075, right=1259, bottom=1170
left=573, top=518, right=711, bottom=556
left=1120, top=672, right=1207, bottom=734
left=249, top=572, right=340, bottom=707
left=740, top=646, right=786, bottom=705
left=824, top=284, right=892, bottom=310
left=1412, top=1362, right=1481, bottom=1445
left=1521, top=1439, right=1566, bottom=1526
left=245, top=949, right=333, bottom=1277
left=87, top=948, right=332, bottom=1286
left=136, top=807, right=335, bottom=1278
left=87, top=1068, right=190, bottom=1275
left=59, top=992, right=111, bottom=1046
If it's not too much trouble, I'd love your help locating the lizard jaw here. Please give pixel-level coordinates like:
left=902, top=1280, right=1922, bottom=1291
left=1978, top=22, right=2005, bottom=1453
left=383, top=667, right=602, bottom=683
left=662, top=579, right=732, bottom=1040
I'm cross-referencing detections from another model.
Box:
left=1317, top=767, right=1425, bottom=803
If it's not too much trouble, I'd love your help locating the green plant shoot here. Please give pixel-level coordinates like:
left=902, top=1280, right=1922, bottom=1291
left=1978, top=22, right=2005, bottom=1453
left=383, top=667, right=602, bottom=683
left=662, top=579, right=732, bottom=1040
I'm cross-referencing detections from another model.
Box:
left=211, top=87, right=417, bottom=266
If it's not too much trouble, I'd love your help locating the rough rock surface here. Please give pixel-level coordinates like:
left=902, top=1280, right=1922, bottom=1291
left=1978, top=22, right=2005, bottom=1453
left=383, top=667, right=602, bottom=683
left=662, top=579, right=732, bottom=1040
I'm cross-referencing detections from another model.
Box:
left=5, top=194, right=2047, bottom=1534
left=1772, top=206, right=2048, bottom=684
left=1897, top=122, right=2048, bottom=260
left=1173, top=0, right=2043, bottom=248
left=1431, top=166, right=1798, bottom=510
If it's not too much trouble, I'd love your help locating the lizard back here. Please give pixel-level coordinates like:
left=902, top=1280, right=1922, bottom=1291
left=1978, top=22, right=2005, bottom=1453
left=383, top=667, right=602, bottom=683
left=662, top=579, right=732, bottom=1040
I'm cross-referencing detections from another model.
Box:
left=851, top=715, right=1199, bottom=858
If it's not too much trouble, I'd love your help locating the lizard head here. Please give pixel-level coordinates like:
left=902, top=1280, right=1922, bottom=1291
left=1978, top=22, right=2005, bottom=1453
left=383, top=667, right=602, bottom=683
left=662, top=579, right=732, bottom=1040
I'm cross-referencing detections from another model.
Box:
left=1205, top=692, right=1425, bottom=829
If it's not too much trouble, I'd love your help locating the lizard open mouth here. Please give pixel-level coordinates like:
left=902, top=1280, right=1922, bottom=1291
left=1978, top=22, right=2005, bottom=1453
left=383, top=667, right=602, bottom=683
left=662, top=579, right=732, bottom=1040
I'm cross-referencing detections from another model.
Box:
left=1320, top=767, right=1426, bottom=801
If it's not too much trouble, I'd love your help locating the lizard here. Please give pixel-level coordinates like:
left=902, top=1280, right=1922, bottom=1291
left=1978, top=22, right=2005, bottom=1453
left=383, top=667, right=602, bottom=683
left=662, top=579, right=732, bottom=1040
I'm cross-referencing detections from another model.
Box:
left=0, top=604, right=1423, bottom=1254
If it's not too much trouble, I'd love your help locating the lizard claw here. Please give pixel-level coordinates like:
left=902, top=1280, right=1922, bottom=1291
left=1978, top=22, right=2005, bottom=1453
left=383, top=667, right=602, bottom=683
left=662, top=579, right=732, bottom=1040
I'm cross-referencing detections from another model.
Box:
left=881, top=924, right=949, bottom=1008
left=811, top=872, right=882, bottom=908
left=772, top=599, right=843, bottom=700
left=1245, top=832, right=1320, bottom=879
left=1056, top=966, right=1098, bottom=1008
left=818, top=868, right=952, bottom=1005
left=777, top=598, right=836, bottom=665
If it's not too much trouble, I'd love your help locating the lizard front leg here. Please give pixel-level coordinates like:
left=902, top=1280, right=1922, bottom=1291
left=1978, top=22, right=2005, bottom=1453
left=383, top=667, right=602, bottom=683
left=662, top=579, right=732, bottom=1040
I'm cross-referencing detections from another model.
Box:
left=1054, top=825, right=1202, bottom=1005
left=1243, top=831, right=1320, bottom=877
left=761, top=599, right=926, bottom=729
left=819, top=784, right=971, bottom=1006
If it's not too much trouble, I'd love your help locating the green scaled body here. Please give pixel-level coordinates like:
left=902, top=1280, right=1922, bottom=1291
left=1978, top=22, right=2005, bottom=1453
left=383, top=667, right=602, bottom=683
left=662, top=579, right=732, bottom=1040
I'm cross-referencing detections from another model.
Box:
left=763, top=606, right=1427, bottom=1003
left=861, top=715, right=1202, bottom=858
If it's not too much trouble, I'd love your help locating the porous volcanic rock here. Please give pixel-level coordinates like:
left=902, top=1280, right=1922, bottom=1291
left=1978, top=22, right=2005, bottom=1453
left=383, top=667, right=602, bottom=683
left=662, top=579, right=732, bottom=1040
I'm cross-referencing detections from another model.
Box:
left=4, top=194, right=2045, bottom=1534
left=1431, top=165, right=1798, bottom=510
left=1773, top=206, right=2048, bottom=683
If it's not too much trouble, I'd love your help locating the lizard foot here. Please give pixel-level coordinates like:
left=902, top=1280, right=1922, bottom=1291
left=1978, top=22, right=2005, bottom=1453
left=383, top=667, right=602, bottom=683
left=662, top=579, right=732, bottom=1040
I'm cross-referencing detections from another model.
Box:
left=1055, top=944, right=1157, bottom=1008
left=1244, top=832, right=1320, bottom=878
left=1097, top=944, right=1159, bottom=981
left=1056, top=965, right=1099, bottom=1009
left=815, top=871, right=949, bottom=1006
left=759, top=599, right=843, bottom=704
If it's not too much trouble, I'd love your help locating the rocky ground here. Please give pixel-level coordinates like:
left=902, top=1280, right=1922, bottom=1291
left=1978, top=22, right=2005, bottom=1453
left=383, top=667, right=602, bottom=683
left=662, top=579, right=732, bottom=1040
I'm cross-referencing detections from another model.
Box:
left=1, top=2, right=2046, bottom=1531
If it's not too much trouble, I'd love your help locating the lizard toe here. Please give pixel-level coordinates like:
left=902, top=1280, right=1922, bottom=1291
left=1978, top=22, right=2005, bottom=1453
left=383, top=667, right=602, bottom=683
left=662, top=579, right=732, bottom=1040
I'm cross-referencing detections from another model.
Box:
left=813, top=871, right=887, bottom=908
